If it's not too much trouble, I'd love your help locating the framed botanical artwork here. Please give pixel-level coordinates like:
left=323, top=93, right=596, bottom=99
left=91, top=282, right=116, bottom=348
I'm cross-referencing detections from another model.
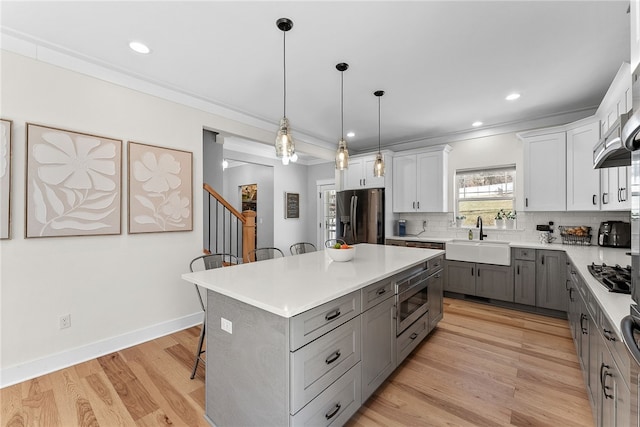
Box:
left=285, top=192, right=299, bottom=219
left=1, top=119, right=12, bottom=239
left=25, top=123, right=122, bottom=238
left=128, top=141, right=193, bottom=233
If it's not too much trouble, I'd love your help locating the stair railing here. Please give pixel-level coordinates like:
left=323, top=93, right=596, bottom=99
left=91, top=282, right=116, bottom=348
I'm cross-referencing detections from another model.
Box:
left=203, top=183, right=256, bottom=263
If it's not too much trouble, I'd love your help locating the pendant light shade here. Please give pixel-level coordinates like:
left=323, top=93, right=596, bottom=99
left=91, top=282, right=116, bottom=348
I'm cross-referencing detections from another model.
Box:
left=275, top=18, right=295, bottom=163
left=373, top=90, right=385, bottom=177
left=335, top=63, right=350, bottom=170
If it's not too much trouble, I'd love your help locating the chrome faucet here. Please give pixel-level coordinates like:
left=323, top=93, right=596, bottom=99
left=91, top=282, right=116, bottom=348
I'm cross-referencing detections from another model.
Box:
left=476, top=216, right=488, bottom=240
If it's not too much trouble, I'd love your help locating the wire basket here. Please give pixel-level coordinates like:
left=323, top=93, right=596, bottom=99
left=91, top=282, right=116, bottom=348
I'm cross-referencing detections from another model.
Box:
left=558, top=226, right=592, bottom=246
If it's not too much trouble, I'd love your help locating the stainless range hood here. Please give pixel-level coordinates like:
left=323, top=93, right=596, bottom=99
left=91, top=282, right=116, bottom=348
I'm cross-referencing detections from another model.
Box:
left=594, top=112, right=632, bottom=168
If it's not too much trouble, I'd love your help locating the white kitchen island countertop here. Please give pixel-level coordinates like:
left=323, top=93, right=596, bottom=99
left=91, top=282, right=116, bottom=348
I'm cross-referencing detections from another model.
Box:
left=182, top=243, right=443, bottom=318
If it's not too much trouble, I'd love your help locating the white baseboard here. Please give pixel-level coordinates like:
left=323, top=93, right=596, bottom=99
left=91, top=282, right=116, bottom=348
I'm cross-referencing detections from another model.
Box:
left=0, top=312, right=203, bottom=388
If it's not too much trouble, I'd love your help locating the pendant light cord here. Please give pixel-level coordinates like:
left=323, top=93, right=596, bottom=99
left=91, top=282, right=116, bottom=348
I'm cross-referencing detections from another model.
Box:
left=283, top=30, right=287, bottom=118
left=378, top=96, right=381, bottom=152
left=340, top=70, right=344, bottom=138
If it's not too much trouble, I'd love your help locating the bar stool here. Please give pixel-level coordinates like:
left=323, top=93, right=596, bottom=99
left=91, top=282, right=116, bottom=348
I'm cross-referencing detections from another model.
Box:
left=289, top=242, right=317, bottom=255
left=247, top=247, right=285, bottom=262
left=188, top=253, right=239, bottom=379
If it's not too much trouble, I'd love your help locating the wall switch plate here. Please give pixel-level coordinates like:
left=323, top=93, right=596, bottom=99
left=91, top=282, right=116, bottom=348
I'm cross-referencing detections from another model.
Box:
left=221, top=317, right=232, bottom=334
left=59, top=314, right=71, bottom=329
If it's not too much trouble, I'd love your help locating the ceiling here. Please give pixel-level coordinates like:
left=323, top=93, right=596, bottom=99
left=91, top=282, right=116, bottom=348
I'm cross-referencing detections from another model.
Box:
left=0, top=1, right=631, bottom=158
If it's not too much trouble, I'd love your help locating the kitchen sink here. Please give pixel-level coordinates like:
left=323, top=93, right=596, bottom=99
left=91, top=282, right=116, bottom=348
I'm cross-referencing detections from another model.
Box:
left=446, top=239, right=511, bottom=266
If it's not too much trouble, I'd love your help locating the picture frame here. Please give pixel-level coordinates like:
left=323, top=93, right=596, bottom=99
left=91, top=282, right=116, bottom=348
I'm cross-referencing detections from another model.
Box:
left=128, top=141, right=193, bottom=234
left=1, top=119, right=12, bottom=239
left=25, top=123, right=122, bottom=238
left=285, top=192, right=299, bottom=219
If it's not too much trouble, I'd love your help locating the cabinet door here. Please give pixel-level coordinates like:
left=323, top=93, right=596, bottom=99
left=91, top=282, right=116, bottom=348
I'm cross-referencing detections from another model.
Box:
left=428, top=269, right=444, bottom=329
left=361, top=296, right=396, bottom=402
left=599, top=344, right=631, bottom=427
left=475, top=264, right=513, bottom=302
left=601, top=166, right=631, bottom=211
left=514, top=260, right=536, bottom=306
left=523, top=132, right=567, bottom=211
left=535, top=250, right=567, bottom=311
left=363, top=156, right=385, bottom=189
left=566, top=121, right=601, bottom=211
left=344, top=158, right=364, bottom=190
left=416, top=152, right=446, bottom=212
left=444, top=260, right=476, bottom=294
left=392, top=155, right=417, bottom=212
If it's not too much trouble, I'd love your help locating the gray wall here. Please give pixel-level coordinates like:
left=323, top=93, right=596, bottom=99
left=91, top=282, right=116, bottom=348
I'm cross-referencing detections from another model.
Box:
left=203, top=130, right=224, bottom=252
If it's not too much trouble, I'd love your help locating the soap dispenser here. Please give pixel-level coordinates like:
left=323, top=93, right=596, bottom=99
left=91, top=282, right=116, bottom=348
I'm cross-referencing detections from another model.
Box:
left=468, top=229, right=473, bottom=240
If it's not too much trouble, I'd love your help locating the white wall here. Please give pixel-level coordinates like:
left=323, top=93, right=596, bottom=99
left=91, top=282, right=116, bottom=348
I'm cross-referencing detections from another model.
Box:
left=0, top=50, right=311, bottom=385
left=223, top=163, right=275, bottom=249
left=446, top=132, right=524, bottom=212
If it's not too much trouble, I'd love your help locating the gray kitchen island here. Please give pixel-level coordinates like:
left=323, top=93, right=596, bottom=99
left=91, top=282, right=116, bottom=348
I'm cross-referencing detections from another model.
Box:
left=182, top=243, right=444, bottom=426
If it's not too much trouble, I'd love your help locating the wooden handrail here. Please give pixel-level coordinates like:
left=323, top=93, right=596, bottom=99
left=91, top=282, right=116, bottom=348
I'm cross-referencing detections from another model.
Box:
left=204, top=183, right=246, bottom=224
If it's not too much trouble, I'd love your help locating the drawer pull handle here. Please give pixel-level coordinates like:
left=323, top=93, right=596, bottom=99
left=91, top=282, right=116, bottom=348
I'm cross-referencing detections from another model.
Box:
left=603, top=329, right=616, bottom=341
left=325, top=309, right=341, bottom=321
left=325, top=350, right=341, bottom=365
left=376, top=288, right=387, bottom=296
left=325, top=403, right=341, bottom=420
left=600, top=363, right=614, bottom=400
left=409, top=332, right=419, bottom=340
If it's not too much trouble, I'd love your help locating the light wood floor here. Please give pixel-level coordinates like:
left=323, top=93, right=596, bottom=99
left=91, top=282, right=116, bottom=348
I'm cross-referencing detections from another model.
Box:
left=1, top=298, right=593, bottom=427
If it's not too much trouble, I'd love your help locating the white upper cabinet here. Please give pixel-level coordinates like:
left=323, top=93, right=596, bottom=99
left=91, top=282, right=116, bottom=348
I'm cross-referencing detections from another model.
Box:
left=343, top=154, right=386, bottom=190
left=601, top=166, right=631, bottom=210
left=596, top=63, right=632, bottom=136
left=392, top=145, right=450, bottom=213
left=520, top=131, right=567, bottom=211
left=566, top=120, right=601, bottom=211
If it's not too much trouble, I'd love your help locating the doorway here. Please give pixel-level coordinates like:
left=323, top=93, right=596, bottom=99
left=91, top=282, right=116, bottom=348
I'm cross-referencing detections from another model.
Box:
left=317, top=182, right=336, bottom=248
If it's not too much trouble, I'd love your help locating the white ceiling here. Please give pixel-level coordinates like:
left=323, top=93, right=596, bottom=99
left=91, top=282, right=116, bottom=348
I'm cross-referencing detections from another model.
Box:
left=0, top=1, right=631, bottom=158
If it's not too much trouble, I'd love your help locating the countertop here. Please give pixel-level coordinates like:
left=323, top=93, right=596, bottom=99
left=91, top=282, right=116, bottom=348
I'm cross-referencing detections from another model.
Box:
left=387, top=234, right=633, bottom=336
left=182, top=244, right=443, bottom=318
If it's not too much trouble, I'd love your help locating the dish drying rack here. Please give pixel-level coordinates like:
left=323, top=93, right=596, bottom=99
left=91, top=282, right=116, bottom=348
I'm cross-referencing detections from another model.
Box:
left=558, top=226, right=592, bottom=246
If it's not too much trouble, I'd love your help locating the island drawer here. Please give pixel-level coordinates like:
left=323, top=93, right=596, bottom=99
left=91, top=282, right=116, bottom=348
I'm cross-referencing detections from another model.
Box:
left=290, top=290, right=361, bottom=351
left=513, top=248, right=535, bottom=261
left=290, top=362, right=361, bottom=426
left=290, top=317, right=361, bottom=414
left=397, top=313, right=429, bottom=365
left=361, top=278, right=394, bottom=311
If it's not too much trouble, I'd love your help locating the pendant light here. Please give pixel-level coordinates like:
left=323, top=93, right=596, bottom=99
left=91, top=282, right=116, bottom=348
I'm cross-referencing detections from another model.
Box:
left=373, top=90, right=385, bottom=177
left=335, top=63, right=349, bottom=170
left=275, top=18, right=295, bottom=164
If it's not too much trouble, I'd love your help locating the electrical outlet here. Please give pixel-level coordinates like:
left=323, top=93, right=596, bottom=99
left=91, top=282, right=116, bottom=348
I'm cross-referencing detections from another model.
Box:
left=221, top=317, right=232, bottom=334
left=59, top=314, right=71, bottom=329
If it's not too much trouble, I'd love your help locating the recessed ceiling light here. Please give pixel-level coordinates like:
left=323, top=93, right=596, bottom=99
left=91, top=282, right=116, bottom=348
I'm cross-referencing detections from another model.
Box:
left=505, top=93, right=521, bottom=101
left=129, top=41, right=151, bottom=54
left=472, top=121, right=483, bottom=127
left=346, top=131, right=355, bottom=138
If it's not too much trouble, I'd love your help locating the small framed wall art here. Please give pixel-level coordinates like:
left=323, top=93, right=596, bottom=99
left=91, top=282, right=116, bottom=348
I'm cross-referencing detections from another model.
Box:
left=285, top=192, right=299, bottom=219
left=128, top=141, right=193, bottom=233
left=1, top=119, right=12, bottom=239
left=25, top=123, right=122, bottom=238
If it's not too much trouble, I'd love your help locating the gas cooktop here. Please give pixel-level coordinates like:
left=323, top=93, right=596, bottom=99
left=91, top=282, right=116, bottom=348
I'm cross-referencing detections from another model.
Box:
left=588, top=263, right=631, bottom=294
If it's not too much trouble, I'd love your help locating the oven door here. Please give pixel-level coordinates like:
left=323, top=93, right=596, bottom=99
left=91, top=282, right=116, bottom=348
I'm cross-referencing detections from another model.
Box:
left=396, top=272, right=429, bottom=335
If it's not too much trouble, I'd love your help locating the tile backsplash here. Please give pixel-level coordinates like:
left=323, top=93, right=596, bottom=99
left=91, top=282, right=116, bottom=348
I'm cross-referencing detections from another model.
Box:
left=395, top=211, right=630, bottom=243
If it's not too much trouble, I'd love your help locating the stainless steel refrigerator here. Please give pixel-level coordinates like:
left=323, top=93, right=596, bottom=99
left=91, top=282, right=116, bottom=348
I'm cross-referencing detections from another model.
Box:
left=336, top=188, right=384, bottom=245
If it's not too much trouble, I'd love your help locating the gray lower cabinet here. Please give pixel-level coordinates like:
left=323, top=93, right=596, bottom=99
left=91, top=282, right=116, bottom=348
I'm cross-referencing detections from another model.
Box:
left=444, top=260, right=513, bottom=302
left=535, top=249, right=567, bottom=311
left=428, top=269, right=444, bottom=329
left=566, top=258, right=632, bottom=427
left=361, top=295, right=396, bottom=402
left=513, top=247, right=536, bottom=305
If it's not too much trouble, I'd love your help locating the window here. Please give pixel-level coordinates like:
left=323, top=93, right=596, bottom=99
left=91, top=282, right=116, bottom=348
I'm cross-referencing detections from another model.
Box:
left=455, top=166, right=516, bottom=227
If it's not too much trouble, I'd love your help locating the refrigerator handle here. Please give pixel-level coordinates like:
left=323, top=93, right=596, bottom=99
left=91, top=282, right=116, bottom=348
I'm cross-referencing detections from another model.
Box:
left=351, top=195, right=358, bottom=240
